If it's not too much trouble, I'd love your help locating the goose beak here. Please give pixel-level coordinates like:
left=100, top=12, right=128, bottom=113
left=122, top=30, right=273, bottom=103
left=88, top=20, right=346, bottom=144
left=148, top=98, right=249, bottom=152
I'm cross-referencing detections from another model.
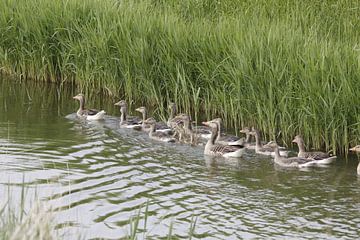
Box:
left=202, top=121, right=209, bottom=126
left=350, top=146, right=357, bottom=152
left=114, top=102, right=120, bottom=106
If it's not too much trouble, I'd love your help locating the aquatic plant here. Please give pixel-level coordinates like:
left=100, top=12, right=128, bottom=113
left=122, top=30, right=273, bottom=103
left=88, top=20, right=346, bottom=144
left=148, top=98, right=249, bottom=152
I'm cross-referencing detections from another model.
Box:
left=0, top=0, right=360, bottom=153
left=0, top=186, right=57, bottom=240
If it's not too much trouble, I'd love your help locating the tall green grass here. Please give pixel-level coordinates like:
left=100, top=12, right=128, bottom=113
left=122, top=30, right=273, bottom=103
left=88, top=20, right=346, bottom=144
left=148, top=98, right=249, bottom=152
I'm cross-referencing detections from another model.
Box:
left=0, top=0, right=360, bottom=153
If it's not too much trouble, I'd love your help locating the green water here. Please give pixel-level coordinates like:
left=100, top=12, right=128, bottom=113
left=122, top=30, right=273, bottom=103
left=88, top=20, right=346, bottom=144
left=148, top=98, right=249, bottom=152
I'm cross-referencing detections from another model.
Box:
left=0, top=75, right=359, bottom=239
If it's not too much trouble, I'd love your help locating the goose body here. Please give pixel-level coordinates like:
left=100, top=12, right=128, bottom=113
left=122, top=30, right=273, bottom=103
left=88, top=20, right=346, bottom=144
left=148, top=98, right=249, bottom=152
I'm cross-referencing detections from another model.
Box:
left=114, top=100, right=141, bottom=129
left=266, top=141, right=319, bottom=168
left=250, top=128, right=289, bottom=157
left=144, top=118, right=176, bottom=143
left=349, top=145, right=360, bottom=175
left=202, top=119, right=245, bottom=158
left=73, top=94, right=106, bottom=120
left=292, top=135, right=333, bottom=160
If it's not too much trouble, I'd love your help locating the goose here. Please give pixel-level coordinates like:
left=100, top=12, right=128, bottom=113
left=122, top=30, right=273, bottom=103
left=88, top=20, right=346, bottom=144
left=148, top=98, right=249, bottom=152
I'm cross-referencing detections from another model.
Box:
left=292, top=135, right=336, bottom=164
left=167, top=102, right=179, bottom=128
left=349, top=145, right=360, bottom=175
left=167, top=102, right=211, bottom=138
left=175, top=114, right=204, bottom=145
left=250, top=128, right=289, bottom=157
left=265, top=141, right=318, bottom=168
left=144, top=118, right=176, bottom=143
left=210, top=118, right=244, bottom=145
left=73, top=93, right=106, bottom=120
left=114, top=100, right=141, bottom=128
left=135, top=106, right=172, bottom=134
left=202, top=119, right=245, bottom=158
left=239, top=127, right=256, bottom=149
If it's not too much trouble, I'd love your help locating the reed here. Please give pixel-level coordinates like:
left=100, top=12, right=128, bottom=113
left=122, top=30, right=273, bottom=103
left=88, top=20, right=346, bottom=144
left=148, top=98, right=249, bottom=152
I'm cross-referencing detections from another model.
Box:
left=0, top=187, right=57, bottom=239
left=0, top=0, right=360, bottom=153
left=1, top=187, right=197, bottom=239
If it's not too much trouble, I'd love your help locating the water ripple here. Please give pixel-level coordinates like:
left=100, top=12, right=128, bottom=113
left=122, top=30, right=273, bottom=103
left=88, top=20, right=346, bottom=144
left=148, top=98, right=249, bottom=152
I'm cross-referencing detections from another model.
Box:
left=1, top=113, right=360, bottom=239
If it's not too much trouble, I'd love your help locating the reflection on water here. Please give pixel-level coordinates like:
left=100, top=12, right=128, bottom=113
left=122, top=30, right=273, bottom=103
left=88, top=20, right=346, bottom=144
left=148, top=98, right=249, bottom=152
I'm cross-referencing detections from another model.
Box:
left=1, top=76, right=360, bottom=239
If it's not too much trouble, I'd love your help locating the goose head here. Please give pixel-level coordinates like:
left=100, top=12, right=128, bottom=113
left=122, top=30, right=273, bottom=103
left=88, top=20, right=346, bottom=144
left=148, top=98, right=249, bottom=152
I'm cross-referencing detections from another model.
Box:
left=292, top=135, right=303, bottom=144
left=263, top=140, right=278, bottom=149
left=114, top=100, right=127, bottom=107
left=202, top=119, right=218, bottom=129
left=349, top=145, right=360, bottom=152
left=73, top=93, right=85, bottom=101
left=135, top=106, right=146, bottom=114
left=210, top=118, right=222, bottom=125
left=240, top=127, right=251, bottom=134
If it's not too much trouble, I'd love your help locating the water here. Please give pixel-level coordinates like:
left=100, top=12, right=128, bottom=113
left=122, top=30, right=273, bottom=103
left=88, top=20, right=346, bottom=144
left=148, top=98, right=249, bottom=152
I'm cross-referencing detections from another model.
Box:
left=0, top=76, right=360, bottom=239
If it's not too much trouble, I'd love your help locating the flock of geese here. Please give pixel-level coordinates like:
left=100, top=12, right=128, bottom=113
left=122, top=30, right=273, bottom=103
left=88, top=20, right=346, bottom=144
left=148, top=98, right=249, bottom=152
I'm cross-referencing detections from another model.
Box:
left=73, top=93, right=360, bottom=174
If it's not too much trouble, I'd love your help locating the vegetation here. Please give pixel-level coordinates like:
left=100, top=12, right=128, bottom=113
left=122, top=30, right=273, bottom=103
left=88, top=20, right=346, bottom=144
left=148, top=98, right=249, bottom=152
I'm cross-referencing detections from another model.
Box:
left=0, top=188, right=196, bottom=239
left=0, top=187, right=56, bottom=240
left=0, top=0, right=360, bottom=153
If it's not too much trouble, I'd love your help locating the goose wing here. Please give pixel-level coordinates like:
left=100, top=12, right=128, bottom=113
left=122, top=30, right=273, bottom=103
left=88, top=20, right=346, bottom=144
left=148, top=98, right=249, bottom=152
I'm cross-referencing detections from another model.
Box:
left=303, top=151, right=329, bottom=160
left=285, top=156, right=314, bottom=165
left=210, top=145, right=243, bottom=154
left=86, top=108, right=100, bottom=116
left=220, top=134, right=240, bottom=142
left=156, top=122, right=172, bottom=130
left=193, top=126, right=211, bottom=134
left=127, top=115, right=141, bottom=124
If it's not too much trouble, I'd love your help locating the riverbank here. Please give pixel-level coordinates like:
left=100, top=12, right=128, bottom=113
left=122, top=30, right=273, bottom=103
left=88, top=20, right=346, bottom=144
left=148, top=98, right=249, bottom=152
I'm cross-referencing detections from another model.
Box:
left=1, top=0, right=360, bottom=153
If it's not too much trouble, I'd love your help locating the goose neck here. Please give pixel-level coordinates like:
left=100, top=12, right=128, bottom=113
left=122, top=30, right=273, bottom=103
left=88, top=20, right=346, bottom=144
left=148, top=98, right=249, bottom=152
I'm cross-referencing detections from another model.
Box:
left=245, top=133, right=251, bottom=143
left=78, top=97, right=85, bottom=111
left=273, top=146, right=282, bottom=163
left=120, top=107, right=127, bottom=124
left=148, top=124, right=156, bottom=136
left=254, top=132, right=262, bottom=148
left=297, top=139, right=306, bottom=153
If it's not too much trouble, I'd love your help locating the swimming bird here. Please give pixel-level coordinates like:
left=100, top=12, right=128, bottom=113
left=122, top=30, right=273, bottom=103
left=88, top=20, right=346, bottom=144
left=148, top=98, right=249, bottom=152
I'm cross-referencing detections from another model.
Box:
left=135, top=106, right=172, bottom=133
left=73, top=93, right=106, bottom=120
left=292, top=135, right=336, bottom=164
left=265, top=141, right=319, bottom=168
left=144, top=118, right=176, bottom=143
left=174, top=114, right=204, bottom=145
left=250, top=128, right=289, bottom=157
left=202, top=119, right=245, bottom=158
left=114, top=100, right=141, bottom=128
left=166, top=102, right=211, bottom=138
left=239, top=127, right=256, bottom=149
left=349, top=145, right=360, bottom=175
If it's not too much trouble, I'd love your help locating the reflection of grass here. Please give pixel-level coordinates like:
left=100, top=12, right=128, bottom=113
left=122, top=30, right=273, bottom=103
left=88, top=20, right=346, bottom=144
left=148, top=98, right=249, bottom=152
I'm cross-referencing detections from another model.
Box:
left=128, top=200, right=197, bottom=239
left=0, top=188, right=197, bottom=239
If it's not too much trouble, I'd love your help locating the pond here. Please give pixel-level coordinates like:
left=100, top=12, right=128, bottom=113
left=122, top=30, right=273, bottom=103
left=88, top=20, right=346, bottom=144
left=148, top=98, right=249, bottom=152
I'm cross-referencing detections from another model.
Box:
left=0, top=75, right=359, bottom=239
